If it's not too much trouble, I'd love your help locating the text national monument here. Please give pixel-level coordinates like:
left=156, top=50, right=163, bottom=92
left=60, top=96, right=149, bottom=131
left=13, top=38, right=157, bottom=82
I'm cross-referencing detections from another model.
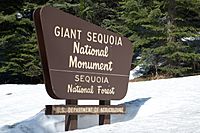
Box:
left=33, top=6, right=132, bottom=131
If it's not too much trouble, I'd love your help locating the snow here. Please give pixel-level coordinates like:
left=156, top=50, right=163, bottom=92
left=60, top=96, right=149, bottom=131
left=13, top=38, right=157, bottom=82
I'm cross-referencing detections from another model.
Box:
left=181, top=36, right=200, bottom=42
left=0, top=75, right=200, bottom=133
left=129, top=65, right=144, bottom=80
left=0, top=84, right=64, bottom=126
left=129, top=64, right=149, bottom=80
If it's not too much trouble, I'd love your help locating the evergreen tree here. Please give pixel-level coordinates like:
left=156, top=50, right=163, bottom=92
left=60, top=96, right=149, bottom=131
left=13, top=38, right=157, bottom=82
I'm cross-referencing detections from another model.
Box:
left=0, top=0, right=122, bottom=83
left=1, top=0, right=199, bottom=83
left=120, top=0, right=200, bottom=77
left=48, top=0, right=121, bottom=27
left=0, top=1, right=46, bottom=83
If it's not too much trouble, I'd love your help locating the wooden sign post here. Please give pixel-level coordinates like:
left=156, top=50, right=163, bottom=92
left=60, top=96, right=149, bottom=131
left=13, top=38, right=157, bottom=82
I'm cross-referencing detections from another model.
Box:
left=99, top=100, right=110, bottom=125
left=33, top=6, right=132, bottom=131
left=65, top=100, right=78, bottom=130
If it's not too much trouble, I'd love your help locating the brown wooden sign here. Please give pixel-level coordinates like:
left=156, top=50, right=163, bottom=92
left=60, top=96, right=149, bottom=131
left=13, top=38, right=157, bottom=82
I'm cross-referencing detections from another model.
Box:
left=45, top=105, right=125, bottom=115
left=34, top=6, right=132, bottom=100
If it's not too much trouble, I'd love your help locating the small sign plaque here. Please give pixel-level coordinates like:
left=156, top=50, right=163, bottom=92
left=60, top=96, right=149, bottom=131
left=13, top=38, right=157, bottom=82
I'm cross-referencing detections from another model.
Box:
left=45, top=105, right=125, bottom=115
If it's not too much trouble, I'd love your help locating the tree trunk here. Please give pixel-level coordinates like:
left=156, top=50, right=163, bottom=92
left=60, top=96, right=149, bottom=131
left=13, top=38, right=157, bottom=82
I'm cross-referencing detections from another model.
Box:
left=167, top=0, right=176, bottom=42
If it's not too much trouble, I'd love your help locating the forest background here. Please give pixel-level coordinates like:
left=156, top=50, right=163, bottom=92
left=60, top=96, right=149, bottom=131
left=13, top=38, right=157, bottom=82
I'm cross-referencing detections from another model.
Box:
left=0, top=0, right=200, bottom=84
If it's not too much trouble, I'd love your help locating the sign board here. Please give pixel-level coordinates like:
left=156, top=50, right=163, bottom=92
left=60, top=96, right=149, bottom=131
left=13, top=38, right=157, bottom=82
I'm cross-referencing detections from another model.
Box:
left=45, top=105, right=125, bottom=115
left=34, top=6, right=132, bottom=100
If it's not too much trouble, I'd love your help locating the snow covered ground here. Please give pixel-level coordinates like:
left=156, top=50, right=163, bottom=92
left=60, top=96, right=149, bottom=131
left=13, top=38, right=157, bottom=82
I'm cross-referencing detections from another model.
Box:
left=0, top=75, right=200, bottom=133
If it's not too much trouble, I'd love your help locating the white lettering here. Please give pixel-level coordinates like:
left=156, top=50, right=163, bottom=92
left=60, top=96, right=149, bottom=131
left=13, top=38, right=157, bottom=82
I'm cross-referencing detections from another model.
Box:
left=93, top=32, right=97, bottom=42
left=87, top=32, right=92, bottom=41
left=74, top=75, right=109, bottom=84
left=86, top=31, right=123, bottom=46
left=73, top=41, right=109, bottom=57
left=69, top=56, right=113, bottom=72
left=54, top=26, right=82, bottom=40
left=54, top=26, right=60, bottom=36
left=97, top=86, right=115, bottom=95
left=67, top=84, right=94, bottom=94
